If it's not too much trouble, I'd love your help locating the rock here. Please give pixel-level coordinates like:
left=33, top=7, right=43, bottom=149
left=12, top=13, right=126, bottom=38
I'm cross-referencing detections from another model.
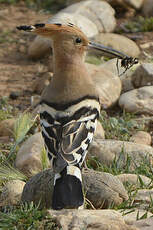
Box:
left=0, top=118, right=15, bottom=137
left=9, top=91, right=20, bottom=100
left=94, top=121, right=105, bottom=139
left=31, top=95, right=41, bottom=107
left=133, top=217, right=153, bottom=230
left=49, top=12, right=98, bottom=37
left=21, top=168, right=128, bottom=209
left=88, top=139, right=153, bottom=169
left=92, top=33, right=140, bottom=58
left=86, top=63, right=122, bottom=108
left=62, top=0, right=116, bottom=33
left=47, top=209, right=139, bottom=230
left=0, top=180, right=25, bottom=206
left=140, top=42, right=153, bottom=49
left=18, top=44, right=26, bottom=54
left=116, top=174, right=152, bottom=187
left=32, top=72, right=53, bottom=94
left=122, top=209, right=152, bottom=223
left=119, top=86, right=153, bottom=115
left=28, top=0, right=116, bottom=59
left=129, top=131, right=152, bottom=146
left=15, top=132, right=48, bottom=177
left=21, top=169, right=54, bottom=209
left=28, top=36, right=52, bottom=59
left=142, top=0, right=153, bottom=17
left=100, top=58, right=129, bottom=76
left=134, top=189, right=153, bottom=204
left=120, top=74, right=135, bottom=93
left=125, top=0, right=144, bottom=9
left=131, top=63, right=153, bottom=88
left=83, top=169, right=128, bottom=209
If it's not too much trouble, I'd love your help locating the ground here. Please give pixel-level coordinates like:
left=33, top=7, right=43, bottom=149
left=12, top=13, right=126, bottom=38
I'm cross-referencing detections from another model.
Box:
left=0, top=3, right=49, bottom=110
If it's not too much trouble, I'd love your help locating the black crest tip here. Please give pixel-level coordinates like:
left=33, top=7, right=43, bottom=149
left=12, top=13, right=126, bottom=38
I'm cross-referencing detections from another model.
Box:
left=54, top=23, right=62, bottom=26
left=34, top=23, right=45, bottom=28
left=16, top=25, right=34, bottom=31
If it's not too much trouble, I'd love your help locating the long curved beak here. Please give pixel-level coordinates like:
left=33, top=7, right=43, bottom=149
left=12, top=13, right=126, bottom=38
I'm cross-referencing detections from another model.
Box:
left=88, top=42, right=130, bottom=59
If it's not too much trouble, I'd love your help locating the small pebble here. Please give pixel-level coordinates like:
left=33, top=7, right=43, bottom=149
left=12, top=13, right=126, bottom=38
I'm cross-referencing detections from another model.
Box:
left=9, top=91, right=20, bottom=100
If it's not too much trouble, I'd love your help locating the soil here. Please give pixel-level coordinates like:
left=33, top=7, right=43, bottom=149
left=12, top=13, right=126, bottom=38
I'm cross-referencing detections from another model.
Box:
left=0, top=3, right=49, bottom=110
left=0, top=2, right=153, bottom=111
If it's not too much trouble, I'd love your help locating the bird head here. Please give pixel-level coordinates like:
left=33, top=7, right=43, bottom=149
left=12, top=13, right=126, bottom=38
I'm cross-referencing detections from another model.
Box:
left=17, top=23, right=89, bottom=56
left=17, top=23, right=138, bottom=70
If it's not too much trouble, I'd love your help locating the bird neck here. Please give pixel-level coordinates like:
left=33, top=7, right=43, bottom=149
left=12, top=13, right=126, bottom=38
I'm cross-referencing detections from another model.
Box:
left=52, top=45, right=86, bottom=79
left=41, top=42, right=97, bottom=104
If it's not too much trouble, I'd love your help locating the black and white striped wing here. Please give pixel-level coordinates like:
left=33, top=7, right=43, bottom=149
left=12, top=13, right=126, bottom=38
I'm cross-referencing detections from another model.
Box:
left=40, top=97, right=100, bottom=170
left=60, top=113, right=97, bottom=166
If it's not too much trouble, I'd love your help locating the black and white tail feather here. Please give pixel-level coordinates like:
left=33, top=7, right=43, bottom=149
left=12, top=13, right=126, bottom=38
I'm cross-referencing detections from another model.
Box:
left=40, top=96, right=100, bottom=209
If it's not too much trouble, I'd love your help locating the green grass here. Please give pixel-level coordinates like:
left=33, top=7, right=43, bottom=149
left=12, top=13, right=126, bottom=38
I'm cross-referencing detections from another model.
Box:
left=0, top=97, right=13, bottom=121
left=120, top=16, right=153, bottom=33
left=0, top=202, right=59, bottom=230
left=100, top=110, right=145, bottom=141
left=7, top=113, right=35, bottom=160
left=0, top=163, right=27, bottom=183
left=41, top=147, right=49, bottom=170
left=0, top=0, right=19, bottom=3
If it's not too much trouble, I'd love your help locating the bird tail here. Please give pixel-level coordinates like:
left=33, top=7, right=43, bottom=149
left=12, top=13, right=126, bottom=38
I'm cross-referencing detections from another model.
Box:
left=52, top=165, right=84, bottom=210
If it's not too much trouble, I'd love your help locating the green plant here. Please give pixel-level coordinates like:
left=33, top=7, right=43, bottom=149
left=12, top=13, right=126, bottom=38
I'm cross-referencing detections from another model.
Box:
left=7, top=113, right=35, bottom=160
left=0, top=202, right=59, bottom=230
left=0, top=163, right=27, bottom=182
left=100, top=111, right=145, bottom=141
left=0, top=97, right=13, bottom=121
left=121, top=16, right=153, bottom=32
left=41, top=147, right=49, bottom=170
left=0, top=0, right=19, bottom=3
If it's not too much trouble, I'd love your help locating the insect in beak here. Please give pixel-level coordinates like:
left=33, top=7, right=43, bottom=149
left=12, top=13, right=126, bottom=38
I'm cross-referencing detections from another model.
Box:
left=88, top=42, right=138, bottom=76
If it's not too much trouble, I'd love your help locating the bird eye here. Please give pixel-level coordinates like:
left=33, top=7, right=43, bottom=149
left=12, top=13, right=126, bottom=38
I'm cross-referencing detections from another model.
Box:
left=75, top=37, right=82, bottom=44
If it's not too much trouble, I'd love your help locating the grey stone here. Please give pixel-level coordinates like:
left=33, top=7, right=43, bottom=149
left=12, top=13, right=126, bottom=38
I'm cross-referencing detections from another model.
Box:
left=86, top=63, right=122, bottom=108
left=15, top=132, right=49, bottom=177
left=132, top=63, right=153, bottom=88
left=47, top=209, right=139, bottom=230
left=0, top=118, right=15, bottom=137
left=62, top=0, right=116, bottom=33
left=134, top=189, right=153, bottom=204
left=133, top=217, right=153, bottom=230
left=142, top=0, right=153, bottom=17
left=0, top=180, right=25, bottom=207
left=129, top=131, right=152, bottom=146
left=21, top=168, right=128, bottom=209
left=116, top=174, right=152, bottom=187
left=94, top=121, right=105, bottom=139
left=119, top=86, right=153, bottom=115
left=125, top=0, right=144, bottom=9
left=88, top=139, right=153, bottom=169
left=122, top=209, right=152, bottom=223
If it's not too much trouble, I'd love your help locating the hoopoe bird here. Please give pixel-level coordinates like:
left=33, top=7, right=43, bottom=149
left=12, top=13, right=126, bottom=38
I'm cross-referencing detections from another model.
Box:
left=17, top=23, right=138, bottom=210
